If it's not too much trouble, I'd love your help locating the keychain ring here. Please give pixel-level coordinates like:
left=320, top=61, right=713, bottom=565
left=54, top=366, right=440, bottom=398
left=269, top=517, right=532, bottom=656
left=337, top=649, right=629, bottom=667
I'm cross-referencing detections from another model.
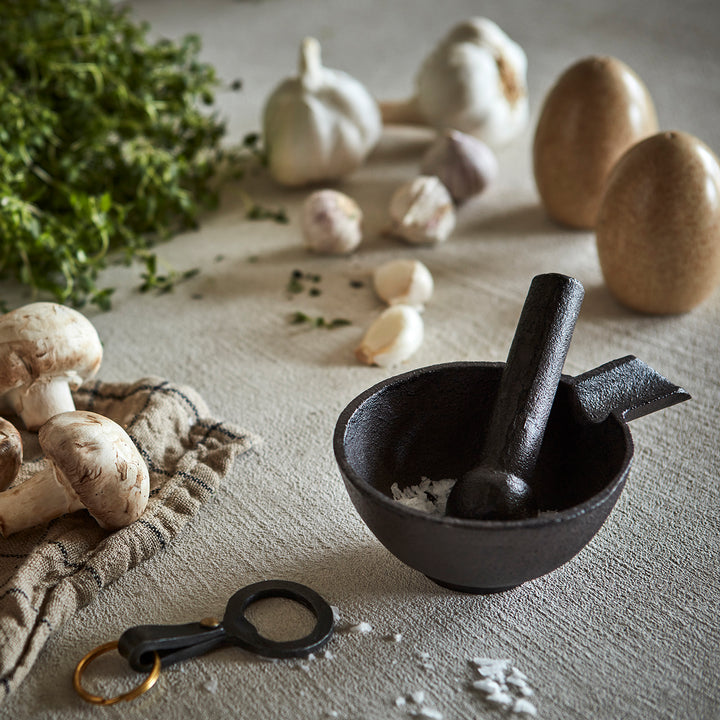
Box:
left=73, top=640, right=161, bottom=705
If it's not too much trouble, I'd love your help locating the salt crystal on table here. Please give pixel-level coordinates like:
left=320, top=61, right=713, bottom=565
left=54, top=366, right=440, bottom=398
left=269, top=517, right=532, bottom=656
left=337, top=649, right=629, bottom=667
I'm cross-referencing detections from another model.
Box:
left=472, top=678, right=501, bottom=694
left=348, top=621, right=372, bottom=634
left=385, top=632, right=402, bottom=642
left=410, top=690, right=426, bottom=704
left=202, top=677, right=218, bottom=693
left=331, top=606, right=341, bottom=623
left=512, top=698, right=538, bottom=716
left=395, top=696, right=407, bottom=707
left=411, top=707, right=443, bottom=719
left=485, top=690, right=514, bottom=706
left=477, top=660, right=512, bottom=683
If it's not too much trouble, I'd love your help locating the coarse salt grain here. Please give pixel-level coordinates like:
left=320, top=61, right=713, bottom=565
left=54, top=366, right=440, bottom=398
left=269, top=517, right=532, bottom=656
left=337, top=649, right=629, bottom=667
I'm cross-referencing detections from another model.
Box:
left=472, top=678, right=501, bottom=694
left=348, top=621, right=372, bottom=634
left=395, top=696, right=407, bottom=707
left=486, top=690, right=514, bottom=706
left=513, top=698, right=538, bottom=716
left=391, top=478, right=455, bottom=515
left=202, top=677, right=218, bottom=693
left=410, top=690, right=426, bottom=704
left=411, top=707, right=444, bottom=720
left=331, top=606, right=341, bottom=623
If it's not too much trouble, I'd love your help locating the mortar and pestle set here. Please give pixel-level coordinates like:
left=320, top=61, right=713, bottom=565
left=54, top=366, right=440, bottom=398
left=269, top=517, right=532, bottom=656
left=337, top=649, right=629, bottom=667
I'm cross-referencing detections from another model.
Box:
left=333, top=273, right=690, bottom=593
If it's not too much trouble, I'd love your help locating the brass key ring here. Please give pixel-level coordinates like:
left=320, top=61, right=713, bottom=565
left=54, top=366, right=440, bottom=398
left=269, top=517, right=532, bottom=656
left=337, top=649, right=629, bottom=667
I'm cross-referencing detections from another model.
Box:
left=73, top=641, right=161, bottom=705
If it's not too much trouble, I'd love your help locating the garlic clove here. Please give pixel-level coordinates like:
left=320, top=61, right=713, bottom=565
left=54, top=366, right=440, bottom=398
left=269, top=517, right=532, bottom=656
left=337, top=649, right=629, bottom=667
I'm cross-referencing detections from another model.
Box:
left=388, top=176, right=456, bottom=245
left=420, top=129, right=498, bottom=204
left=302, top=189, right=363, bottom=254
left=373, top=259, right=434, bottom=310
left=355, top=305, right=424, bottom=367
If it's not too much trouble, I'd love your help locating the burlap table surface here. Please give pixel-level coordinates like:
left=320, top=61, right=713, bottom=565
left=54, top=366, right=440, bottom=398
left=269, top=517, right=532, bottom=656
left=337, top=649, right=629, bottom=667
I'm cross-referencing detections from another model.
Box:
left=0, top=377, right=260, bottom=699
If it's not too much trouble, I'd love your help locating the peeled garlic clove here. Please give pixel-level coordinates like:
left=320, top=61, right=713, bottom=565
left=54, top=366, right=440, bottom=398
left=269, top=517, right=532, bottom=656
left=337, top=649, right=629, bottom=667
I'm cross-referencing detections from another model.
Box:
left=302, top=189, right=363, bottom=254
left=380, top=18, right=529, bottom=148
left=373, top=259, right=434, bottom=309
left=355, top=305, right=424, bottom=367
left=421, top=129, right=498, bottom=204
left=389, top=176, right=456, bottom=245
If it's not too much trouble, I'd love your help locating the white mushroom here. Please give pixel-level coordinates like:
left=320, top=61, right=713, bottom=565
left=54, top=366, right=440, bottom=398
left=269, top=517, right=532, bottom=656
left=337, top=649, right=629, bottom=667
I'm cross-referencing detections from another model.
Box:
left=0, top=411, right=149, bottom=536
left=0, top=418, right=22, bottom=492
left=0, top=303, right=103, bottom=431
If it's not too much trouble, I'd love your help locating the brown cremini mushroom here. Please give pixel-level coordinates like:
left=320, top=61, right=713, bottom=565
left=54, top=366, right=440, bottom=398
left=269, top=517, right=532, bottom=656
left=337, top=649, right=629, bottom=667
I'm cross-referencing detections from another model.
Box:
left=0, top=417, right=22, bottom=491
left=0, top=303, right=103, bottom=431
left=0, top=411, right=149, bottom=536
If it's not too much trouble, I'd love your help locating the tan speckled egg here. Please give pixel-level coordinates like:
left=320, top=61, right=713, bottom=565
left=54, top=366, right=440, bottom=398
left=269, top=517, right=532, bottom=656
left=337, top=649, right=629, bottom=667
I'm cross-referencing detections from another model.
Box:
left=596, top=131, right=720, bottom=314
left=533, top=56, right=658, bottom=229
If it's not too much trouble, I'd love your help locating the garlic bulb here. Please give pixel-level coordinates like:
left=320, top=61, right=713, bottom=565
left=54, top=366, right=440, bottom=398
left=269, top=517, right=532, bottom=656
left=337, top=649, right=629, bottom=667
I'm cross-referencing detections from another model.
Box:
left=302, top=189, right=363, bottom=254
left=380, top=18, right=528, bottom=148
left=373, top=259, right=434, bottom=309
left=388, top=176, right=456, bottom=245
left=262, top=37, right=382, bottom=186
left=421, top=129, right=498, bottom=204
left=355, top=305, right=424, bottom=367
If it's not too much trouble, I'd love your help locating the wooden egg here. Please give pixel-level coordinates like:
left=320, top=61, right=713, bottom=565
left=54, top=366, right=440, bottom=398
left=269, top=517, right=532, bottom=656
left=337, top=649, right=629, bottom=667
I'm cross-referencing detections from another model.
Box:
left=533, top=56, right=658, bottom=229
left=596, top=131, right=720, bottom=314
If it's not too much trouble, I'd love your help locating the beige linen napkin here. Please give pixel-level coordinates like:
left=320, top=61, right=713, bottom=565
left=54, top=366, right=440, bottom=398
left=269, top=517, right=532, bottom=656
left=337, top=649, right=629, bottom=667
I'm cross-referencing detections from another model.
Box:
left=0, top=377, right=260, bottom=699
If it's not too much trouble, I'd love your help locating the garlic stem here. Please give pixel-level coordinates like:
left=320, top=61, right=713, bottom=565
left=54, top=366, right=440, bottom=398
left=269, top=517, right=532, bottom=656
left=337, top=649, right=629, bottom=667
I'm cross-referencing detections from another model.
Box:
left=300, top=37, right=323, bottom=91
left=0, top=465, right=82, bottom=537
left=378, top=97, right=426, bottom=126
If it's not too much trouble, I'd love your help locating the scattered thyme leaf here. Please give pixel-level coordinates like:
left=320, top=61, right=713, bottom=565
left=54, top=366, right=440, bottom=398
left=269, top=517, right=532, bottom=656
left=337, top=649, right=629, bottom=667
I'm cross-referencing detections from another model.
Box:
left=138, top=252, right=200, bottom=294
left=289, top=312, right=351, bottom=329
left=349, top=279, right=366, bottom=289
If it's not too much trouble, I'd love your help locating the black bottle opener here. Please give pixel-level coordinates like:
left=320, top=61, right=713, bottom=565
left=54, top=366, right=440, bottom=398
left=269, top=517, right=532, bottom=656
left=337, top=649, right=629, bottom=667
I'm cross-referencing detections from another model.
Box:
left=119, top=579, right=334, bottom=671
left=74, top=580, right=335, bottom=705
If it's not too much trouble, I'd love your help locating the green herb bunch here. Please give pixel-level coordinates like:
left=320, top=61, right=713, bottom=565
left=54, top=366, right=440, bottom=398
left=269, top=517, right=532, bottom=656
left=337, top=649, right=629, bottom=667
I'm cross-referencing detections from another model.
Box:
left=0, top=0, right=228, bottom=309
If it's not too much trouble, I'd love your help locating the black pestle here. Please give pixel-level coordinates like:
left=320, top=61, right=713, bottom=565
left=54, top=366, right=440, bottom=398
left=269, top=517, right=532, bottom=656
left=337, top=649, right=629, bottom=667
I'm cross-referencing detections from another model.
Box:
left=445, top=273, right=585, bottom=520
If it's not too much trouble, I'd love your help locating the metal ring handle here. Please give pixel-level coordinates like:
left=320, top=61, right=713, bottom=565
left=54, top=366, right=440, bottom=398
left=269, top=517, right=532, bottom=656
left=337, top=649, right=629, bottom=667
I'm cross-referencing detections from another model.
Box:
left=73, top=640, right=161, bottom=705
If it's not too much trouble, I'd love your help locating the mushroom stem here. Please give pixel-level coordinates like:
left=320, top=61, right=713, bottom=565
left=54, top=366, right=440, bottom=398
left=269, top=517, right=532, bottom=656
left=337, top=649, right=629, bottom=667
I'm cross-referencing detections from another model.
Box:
left=0, top=465, right=83, bottom=537
left=378, top=97, right=426, bottom=126
left=6, top=378, right=76, bottom=431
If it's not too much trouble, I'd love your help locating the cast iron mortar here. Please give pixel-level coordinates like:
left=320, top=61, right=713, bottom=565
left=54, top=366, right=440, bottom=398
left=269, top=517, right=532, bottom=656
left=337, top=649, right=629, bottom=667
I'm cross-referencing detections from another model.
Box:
left=333, top=288, right=689, bottom=593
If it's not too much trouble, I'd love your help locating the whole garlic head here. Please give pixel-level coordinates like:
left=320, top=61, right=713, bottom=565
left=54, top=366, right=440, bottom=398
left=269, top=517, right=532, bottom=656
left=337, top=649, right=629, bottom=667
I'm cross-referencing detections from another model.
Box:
left=262, top=37, right=382, bottom=186
left=389, top=176, right=456, bottom=244
left=421, top=129, right=498, bottom=204
left=373, top=259, right=434, bottom=310
left=381, top=18, right=528, bottom=148
left=302, top=189, right=363, bottom=254
left=355, top=305, right=424, bottom=367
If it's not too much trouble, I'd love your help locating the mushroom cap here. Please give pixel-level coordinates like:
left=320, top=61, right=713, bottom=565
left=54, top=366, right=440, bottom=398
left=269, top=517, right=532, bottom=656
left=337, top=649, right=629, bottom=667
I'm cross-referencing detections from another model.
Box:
left=0, top=303, right=103, bottom=395
left=38, top=411, right=149, bottom=530
left=0, top=417, right=22, bottom=491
